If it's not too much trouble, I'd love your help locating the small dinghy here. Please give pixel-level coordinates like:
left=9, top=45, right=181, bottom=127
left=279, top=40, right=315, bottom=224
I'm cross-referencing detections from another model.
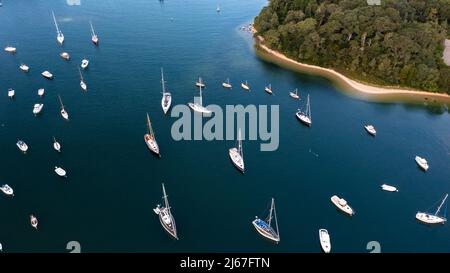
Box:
left=60, top=52, right=70, bottom=60
left=81, top=59, right=89, bottom=69
left=16, top=140, right=28, bottom=153
left=7, top=88, right=15, bottom=98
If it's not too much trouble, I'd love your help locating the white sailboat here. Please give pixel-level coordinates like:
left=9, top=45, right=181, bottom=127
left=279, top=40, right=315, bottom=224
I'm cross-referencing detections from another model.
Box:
left=289, top=88, right=299, bottom=99
left=241, top=80, right=250, bottom=91
left=160, top=68, right=172, bottom=114
left=53, top=136, right=61, bottom=152
left=54, top=166, right=67, bottom=177
left=319, top=229, right=331, bottom=253
left=58, top=95, right=69, bottom=120
left=33, top=104, right=44, bottom=115
left=264, top=84, right=273, bottom=94
left=188, top=85, right=211, bottom=114
left=38, top=88, right=45, bottom=97
left=0, top=184, right=14, bottom=196
left=195, top=77, right=205, bottom=88
left=90, top=20, right=99, bottom=45
left=331, top=195, right=354, bottom=216
left=79, top=68, right=87, bottom=91
left=252, top=198, right=280, bottom=243
left=52, top=11, right=64, bottom=45
left=296, top=94, right=311, bottom=127
left=229, top=128, right=245, bottom=173
left=144, top=113, right=160, bottom=157
left=222, top=78, right=232, bottom=89
left=415, top=156, right=429, bottom=171
left=153, top=183, right=178, bottom=240
left=416, top=194, right=448, bottom=225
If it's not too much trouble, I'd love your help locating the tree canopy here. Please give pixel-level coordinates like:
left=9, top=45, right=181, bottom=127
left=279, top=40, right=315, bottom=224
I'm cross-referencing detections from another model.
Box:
left=254, top=0, right=450, bottom=93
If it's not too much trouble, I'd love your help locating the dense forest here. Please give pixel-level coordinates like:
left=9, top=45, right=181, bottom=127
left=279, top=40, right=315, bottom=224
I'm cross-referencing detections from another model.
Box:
left=254, top=0, right=450, bottom=93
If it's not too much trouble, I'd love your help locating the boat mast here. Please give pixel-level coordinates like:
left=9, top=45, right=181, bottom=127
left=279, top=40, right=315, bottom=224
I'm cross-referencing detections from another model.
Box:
left=58, top=95, right=64, bottom=109
left=435, top=194, right=449, bottom=216
left=78, top=67, right=84, bottom=81
left=267, top=198, right=274, bottom=226
left=146, top=113, right=154, bottom=138
left=238, top=128, right=243, bottom=157
left=89, top=20, right=95, bottom=36
left=52, top=11, right=60, bottom=34
left=162, top=183, right=170, bottom=209
left=307, top=94, right=311, bottom=119
left=161, top=68, right=166, bottom=95
left=199, top=85, right=203, bottom=107
left=273, top=199, right=279, bottom=238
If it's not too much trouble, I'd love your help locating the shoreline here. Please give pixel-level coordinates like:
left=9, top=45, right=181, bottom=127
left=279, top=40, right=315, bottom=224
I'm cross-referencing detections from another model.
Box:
left=252, top=31, right=450, bottom=105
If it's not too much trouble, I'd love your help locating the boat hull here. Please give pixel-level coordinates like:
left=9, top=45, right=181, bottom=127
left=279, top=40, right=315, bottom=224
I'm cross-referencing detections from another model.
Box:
left=157, top=208, right=178, bottom=240
left=330, top=195, right=354, bottom=216
left=252, top=218, right=279, bottom=243
left=161, top=93, right=172, bottom=114
left=144, top=134, right=160, bottom=157
left=188, top=103, right=211, bottom=114
left=416, top=212, right=446, bottom=225
left=289, top=92, right=299, bottom=99
left=296, top=112, right=311, bottom=127
left=319, top=229, right=331, bottom=253
left=229, top=148, right=244, bottom=173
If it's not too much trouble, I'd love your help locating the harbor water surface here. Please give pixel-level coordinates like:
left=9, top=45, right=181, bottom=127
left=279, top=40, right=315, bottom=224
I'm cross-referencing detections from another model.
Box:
left=1, top=0, right=450, bottom=252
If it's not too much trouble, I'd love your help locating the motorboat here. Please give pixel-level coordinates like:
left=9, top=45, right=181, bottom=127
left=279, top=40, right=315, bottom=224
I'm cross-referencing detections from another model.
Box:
left=319, top=229, right=331, bottom=253
left=381, top=184, right=398, bottom=192
left=41, top=71, right=53, bottom=79
left=16, top=140, right=28, bottom=153
left=54, top=166, right=67, bottom=177
left=33, top=103, right=44, bottom=115
left=364, top=125, right=376, bottom=136
left=7, top=88, right=15, bottom=98
left=81, top=59, right=89, bottom=69
left=0, top=184, right=14, bottom=196
left=330, top=195, right=354, bottom=216
left=415, top=156, right=429, bottom=171
left=19, top=64, right=30, bottom=72
left=38, top=88, right=45, bottom=97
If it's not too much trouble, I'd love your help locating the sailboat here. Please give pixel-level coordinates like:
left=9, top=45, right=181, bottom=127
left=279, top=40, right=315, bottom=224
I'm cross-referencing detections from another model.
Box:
left=241, top=80, right=250, bottom=91
left=264, top=84, right=273, bottom=95
left=252, top=198, right=280, bottom=243
left=144, top=113, right=160, bottom=157
left=229, top=128, right=244, bottom=173
left=53, top=136, right=61, bottom=152
left=296, top=94, right=311, bottom=127
left=160, top=68, right=172, bottom=114
left=289, top=88, right=299, bottom=99
left=52, top=11, right=64, bottom=45
left=58, top=95, right=69, bottom=120
left=195, top=77, right=205, bottom=88
left=416, top=194, right=448, bottom=225
left=153, top=183, right=178, bottom=240
left=79, top=68, right=87, bottom=91
left=222, top=78, right=232, bottom=89
left=188, top=85, right=211, bottom=114
left=90, top=20, right=99, bottom=45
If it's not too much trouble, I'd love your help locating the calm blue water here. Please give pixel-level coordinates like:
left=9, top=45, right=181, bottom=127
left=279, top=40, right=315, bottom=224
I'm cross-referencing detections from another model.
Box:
left=1, top=0, right=450, bottom=253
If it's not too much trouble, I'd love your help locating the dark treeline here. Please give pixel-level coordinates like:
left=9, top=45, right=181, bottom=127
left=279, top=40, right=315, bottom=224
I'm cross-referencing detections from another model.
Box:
left=254, top=0, right=450, bottom=93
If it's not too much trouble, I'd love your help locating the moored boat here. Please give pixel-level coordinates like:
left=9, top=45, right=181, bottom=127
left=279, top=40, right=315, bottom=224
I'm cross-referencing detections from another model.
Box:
left=415, top=156, right=429, bottom=171
left=416, top=194, right=448, bottom=225
left=154, top=183, right=178, bottom=240
left=0, top=184, right=14, bottom=196
left=42, top=71, right=53, bottom=79
left=252, top=198, right=280, bottom=243
left=319, top=229, right=331, bottom=253
left=330, top=195, right=354, bottom=216
left=144, top=113, right=160, bottom=157
left=33, top=103, right=44, bottom=115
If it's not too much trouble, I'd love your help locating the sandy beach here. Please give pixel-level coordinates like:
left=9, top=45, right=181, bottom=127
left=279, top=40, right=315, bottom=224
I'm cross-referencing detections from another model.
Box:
left=253, top=31, right=450, bottom=105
